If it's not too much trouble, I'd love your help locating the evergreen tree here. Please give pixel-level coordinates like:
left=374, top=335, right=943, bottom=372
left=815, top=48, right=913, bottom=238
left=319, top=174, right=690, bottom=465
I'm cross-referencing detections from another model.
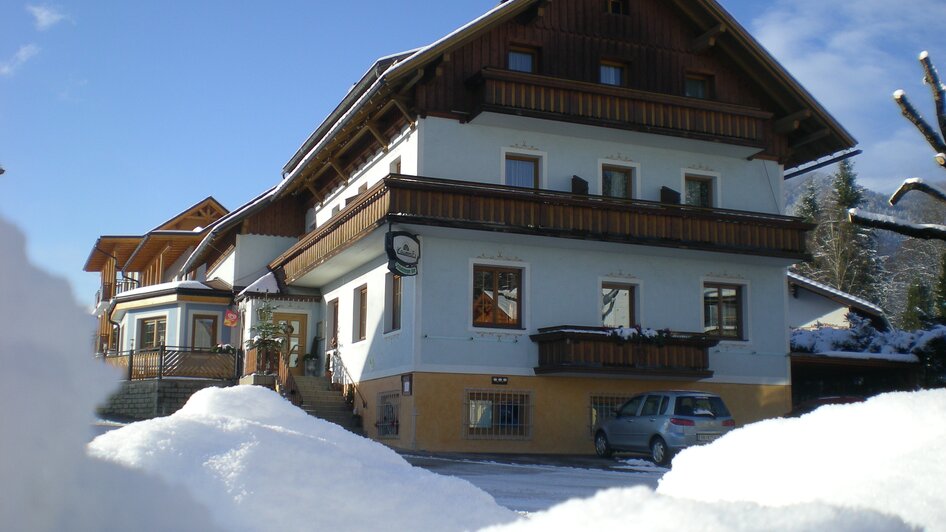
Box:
left=900, top=277, right=933, bottom=330
left=792, top=179, right=823, bottom=280
left=831, top=159, right=863, bottom=210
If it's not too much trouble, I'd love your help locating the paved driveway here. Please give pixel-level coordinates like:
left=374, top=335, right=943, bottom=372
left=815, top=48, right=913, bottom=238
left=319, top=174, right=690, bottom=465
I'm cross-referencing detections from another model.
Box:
left=402, top=453, right=666, bottom=513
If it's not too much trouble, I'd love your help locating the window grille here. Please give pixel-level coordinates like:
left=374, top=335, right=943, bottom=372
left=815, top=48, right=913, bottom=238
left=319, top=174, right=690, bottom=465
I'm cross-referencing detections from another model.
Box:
left=464, top=389, right=532, bottom=440
left=377, top=392, right=400, bottom=439
left=589, top=394, right=633, bottom=436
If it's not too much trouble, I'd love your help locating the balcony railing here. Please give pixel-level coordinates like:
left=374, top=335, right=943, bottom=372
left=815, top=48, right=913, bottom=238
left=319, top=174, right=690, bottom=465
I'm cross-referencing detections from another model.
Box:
left=102, top=346, right=238, bottom=381
left=530, top=326, right=717, bottom=378
left=469, top=68, right=773, bottom=147
left=275, top=175, right=812, bottom=284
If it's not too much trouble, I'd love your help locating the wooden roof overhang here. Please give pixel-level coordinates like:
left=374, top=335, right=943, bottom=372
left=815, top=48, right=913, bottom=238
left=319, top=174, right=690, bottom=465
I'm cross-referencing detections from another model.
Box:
left=83, top=236, right=143, bottom=272
left=154, top=196, right=228, bottom=231
left=122, top=232, right=205, bottom=273
left=271, top=174, right=814, bottom=285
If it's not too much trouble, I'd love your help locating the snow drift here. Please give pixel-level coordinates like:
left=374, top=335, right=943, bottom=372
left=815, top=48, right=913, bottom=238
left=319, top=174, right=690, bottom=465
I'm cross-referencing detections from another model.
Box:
left=658, top=390, right=946, bottom=531
left=89, top=385, right=518, bottom=531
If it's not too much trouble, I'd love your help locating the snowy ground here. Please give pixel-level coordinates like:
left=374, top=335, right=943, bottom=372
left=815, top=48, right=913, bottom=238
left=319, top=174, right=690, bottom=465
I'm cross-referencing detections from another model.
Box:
left=401, top=454, right=664, bottom=513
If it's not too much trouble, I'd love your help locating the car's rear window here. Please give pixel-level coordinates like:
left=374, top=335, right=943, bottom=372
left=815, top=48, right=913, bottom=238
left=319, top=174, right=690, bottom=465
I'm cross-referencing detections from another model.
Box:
left=674, top=396, right=730, bottom=417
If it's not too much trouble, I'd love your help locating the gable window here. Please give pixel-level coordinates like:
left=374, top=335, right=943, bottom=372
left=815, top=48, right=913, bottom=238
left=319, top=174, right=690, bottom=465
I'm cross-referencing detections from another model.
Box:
left=607, top=0, right=627, bottom=15
left=602, top=282, right=636, bottom=328
left=139, top=317, right=166, bottom=349
left=600, top=60, right=625, bottom=86
left=354, top=285, right=368, bottom=342
left=601, top=165, right=635, bottom=199
left=385, top=273, right=402, bottom=333
left=703, top=283, right=744, bottom=339
left=191, top=314, right=218, bottom=350
left=685, top=74, right=713, bottom=99
left=508, top=47, right=537, bottom=73
left=473, top=265, right=522, bottom=328
left=685, top=175, right=713, bottom=207
left=504, top=154, right=540, bottom=189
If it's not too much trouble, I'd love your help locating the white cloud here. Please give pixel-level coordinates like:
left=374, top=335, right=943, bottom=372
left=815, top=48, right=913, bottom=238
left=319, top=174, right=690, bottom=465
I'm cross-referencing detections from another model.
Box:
left=26, top=4, right=67, bottom=31
left=0, top=44, right=40, bottom=77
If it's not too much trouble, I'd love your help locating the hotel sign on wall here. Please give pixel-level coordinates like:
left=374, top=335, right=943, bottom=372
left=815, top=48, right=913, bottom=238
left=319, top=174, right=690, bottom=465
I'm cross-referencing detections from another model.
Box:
left=386, top=231, right=420, bottom=276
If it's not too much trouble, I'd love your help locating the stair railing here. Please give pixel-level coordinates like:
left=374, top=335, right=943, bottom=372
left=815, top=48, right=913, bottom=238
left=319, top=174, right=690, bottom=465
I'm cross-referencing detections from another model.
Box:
left=331, top=352, right=368, bottom=409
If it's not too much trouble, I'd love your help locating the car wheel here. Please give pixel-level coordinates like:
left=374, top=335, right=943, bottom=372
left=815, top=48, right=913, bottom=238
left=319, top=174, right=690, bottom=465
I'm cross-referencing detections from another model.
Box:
left=650, top=437, right=672, bottom=466
left=594, top=431, right=613, bottom=458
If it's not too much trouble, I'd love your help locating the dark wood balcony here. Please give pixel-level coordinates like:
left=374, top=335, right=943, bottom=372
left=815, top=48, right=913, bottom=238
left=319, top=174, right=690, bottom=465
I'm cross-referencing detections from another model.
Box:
left=274, top=174, right=812, bottom=284
left=469, top=68, right=774, bottom=149
left=530, top=326, right=717, bottom=378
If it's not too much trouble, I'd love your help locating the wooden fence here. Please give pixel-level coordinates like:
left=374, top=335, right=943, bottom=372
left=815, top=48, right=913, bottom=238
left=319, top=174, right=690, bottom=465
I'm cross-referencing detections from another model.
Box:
left=103, top=346, right=237, bottom=381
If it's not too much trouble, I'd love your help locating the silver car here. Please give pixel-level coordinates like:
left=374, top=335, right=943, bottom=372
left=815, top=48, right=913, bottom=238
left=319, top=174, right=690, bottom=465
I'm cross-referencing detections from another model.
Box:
left=593, top=391, right=735, bottom=465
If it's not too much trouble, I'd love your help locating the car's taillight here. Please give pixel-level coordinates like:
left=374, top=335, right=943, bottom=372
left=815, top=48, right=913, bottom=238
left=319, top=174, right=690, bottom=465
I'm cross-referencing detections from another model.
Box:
left=670, top=418, right=695, bottom=426
left=722, top=419, right=736, bottom=427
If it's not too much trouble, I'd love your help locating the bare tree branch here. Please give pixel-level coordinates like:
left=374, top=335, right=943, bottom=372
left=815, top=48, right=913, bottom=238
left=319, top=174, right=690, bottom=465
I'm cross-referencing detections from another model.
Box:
left=889, top=178, right=946, bottom=206
left=918, top=51, right=946, bottom=142
left=849, top=208, right=946, bottom=240
left=894, top=89, right=946, bottom=155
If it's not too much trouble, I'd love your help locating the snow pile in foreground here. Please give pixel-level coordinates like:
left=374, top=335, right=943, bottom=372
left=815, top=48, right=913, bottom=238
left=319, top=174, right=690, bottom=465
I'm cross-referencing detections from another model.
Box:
left=491, top=391, right=945, bottom=532
left=0, top=217, right=220, bottom=531
left=89, top=386, right=517, bottom=532
left=659, top=390, right=946, bottom=531
left=483, top=486, right=911, bottom=532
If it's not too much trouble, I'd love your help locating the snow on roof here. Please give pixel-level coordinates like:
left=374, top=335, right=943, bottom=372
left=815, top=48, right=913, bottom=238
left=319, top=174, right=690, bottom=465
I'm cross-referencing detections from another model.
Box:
left=849, top=208, right=946, bottom=233
left=799, top=350, right=919, bottom=364
left=114, top=280, right=213, bottom=300
left=239, top=271, right=280, bottom=297
left=89, top=386, right=518, bottom=531
left=787, top=271, right=885, bottom=315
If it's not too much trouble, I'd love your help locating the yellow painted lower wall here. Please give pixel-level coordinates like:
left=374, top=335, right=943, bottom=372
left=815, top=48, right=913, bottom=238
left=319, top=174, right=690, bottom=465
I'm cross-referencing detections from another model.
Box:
left=354, top=372, right=791, bottom=454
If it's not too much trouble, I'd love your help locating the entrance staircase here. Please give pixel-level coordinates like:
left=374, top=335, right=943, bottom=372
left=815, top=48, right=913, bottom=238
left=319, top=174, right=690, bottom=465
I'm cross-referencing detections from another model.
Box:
left=293, top=375, right=363, bottom=434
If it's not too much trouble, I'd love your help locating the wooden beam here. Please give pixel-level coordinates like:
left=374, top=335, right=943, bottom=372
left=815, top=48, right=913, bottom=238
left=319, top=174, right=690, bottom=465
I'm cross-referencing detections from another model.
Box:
left=692, top=23, right=726, bottom=53
left=790, top=129, right=830, bottom=150
left=392, top=97, right=414, bottom=122
left=775, top=109, right=812, bottom=134
left=329, top=159, right=346, bottom=181
left=365, top=122, right=389, bottom=152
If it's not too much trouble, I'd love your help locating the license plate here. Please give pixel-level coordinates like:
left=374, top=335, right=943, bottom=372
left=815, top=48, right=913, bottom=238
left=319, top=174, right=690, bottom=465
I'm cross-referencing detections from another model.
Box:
left=697, top=433, right=720, bottom=442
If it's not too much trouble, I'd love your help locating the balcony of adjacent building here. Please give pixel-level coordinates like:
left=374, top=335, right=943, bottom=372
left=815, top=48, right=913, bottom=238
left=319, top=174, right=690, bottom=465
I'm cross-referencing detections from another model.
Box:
left=529, top=325, right=718, bottom=378
left=273, top=174, right=813, bottom=284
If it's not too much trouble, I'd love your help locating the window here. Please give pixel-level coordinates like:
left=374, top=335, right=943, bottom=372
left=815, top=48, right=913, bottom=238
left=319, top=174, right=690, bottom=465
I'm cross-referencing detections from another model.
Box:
left=473, top=265, right=522, bottom=328
left=607, top=0, right=627, bottom=14
left=139, top=317, right=166, bottom=349
left=703, top=283, right=744, bottom=339
left=600, top=60, right=625, bottom=86
left=389, top=157, right=401, bottom=175
left=504, top=154, right=540, bottom=189
left=354, top=285, right=368, bottom=342
left=377, top=392, right=400, bottom=439
left=465, top=389, right=532, bottom=440
left=589, top=394, right=633, bottom=435
left=191, top=314, right=218, bottom=350
left=602, top=283, right=635, bottom=328
left=685, top=175, right=713, bottom=207
left=508, top=47, right=537, bottom=73
left=685, top=74, right=713, bottom=99
left=601, top=165, right=634, bottom=199
left=328, top=299, right=339, bottom=349
left=385, top=273, right=402, bottom=333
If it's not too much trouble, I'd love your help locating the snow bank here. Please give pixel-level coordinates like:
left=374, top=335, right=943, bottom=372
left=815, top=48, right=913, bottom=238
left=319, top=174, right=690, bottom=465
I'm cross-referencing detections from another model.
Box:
left=659, top=390, right=946, bottom=531
left=484, top=486, right=911, bottom=532
left=89, top=386, right=518, bottom=532
left=0, top=216, right=220, bottom=531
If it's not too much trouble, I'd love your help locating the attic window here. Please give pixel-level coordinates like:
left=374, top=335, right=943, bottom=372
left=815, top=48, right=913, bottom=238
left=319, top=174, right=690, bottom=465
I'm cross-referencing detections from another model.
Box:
left=685, top=73, right=713, bottom=99
left=508, top=47, right=537, bottom=73
left=600, top=60, right=626, bottom=86
left=607, top=0, right=628, bottom=15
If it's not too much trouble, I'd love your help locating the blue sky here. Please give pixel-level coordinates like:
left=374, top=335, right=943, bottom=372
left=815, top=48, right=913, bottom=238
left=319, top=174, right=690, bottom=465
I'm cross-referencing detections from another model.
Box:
left=2, top=1, right=945, bottom=304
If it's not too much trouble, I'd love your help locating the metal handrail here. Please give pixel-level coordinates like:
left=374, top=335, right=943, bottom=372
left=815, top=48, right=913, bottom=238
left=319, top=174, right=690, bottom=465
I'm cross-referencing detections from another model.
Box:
left=331, top=352, right=368, bottom=409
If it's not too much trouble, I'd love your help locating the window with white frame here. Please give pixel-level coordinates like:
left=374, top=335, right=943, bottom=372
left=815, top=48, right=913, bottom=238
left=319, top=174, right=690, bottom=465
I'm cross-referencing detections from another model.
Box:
left=601, top=164, right=636, bottom=199
left=465, top=389, right=532, bottom=440
left=685, top=174, right=714, bottom=208
left=601, top=282, right=636, bottom=328
left=473, top=264, right=523, bottom=329
left=191, top=314, right=218, bottom=350
left=703, top=282, right=745, bottom=340
left=504, top=153, right=541, bottom=189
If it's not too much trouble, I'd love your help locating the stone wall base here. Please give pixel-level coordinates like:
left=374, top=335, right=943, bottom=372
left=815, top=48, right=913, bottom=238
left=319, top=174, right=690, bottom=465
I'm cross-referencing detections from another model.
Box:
left=97, top=379, right=232, bottom=420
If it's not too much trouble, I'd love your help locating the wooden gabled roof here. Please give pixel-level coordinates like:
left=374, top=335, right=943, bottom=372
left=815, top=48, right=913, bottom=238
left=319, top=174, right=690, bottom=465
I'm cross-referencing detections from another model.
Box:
left=122, top=231, right=205, bottom=273
left=153, top=196, right=228, bottom=232
left=83, top=236, right=143, bottom=272
left=276, top=0, right=855, bottom=199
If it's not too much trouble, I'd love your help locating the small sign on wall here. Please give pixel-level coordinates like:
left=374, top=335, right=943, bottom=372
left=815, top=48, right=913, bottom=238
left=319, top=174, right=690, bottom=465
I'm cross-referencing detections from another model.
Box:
left=224, top=309, right=239, bottom=327
left=386, top=231, right=420, bottom=276
left=401, top=374, right=413, bottom=396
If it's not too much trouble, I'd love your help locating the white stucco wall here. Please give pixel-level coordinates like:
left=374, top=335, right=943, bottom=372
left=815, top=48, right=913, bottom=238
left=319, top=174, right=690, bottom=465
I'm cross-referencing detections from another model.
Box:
left=206, top=248, right=236, bottom=286
left=233, top=234, right=297, bottom=288
left=162, top=246, right=196, bottom=283
left=788, top=287, right=850, bottom=329
left=417, top=114, right=784, bottom=214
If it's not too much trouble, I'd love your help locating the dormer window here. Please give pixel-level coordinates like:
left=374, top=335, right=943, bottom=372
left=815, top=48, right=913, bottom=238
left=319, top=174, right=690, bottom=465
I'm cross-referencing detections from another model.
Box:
left=508, top=47, right=537, bottom=73
left=600, top=61, right=625, bottom=86
left=685, top=73, right=713, bottom=99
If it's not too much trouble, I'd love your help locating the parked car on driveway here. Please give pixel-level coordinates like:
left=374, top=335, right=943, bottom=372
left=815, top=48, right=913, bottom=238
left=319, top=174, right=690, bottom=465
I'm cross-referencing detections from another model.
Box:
left=594, top=391, right=735, bottom=465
